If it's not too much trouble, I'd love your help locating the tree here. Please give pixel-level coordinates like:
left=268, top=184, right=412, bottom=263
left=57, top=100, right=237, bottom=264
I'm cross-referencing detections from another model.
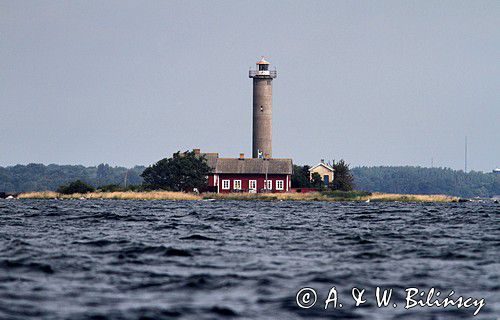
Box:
left=330, top=159, right=354, bottom=191
left=291, top=165, right=312, bottom=188
left=57, top=180, right=95, bottom=194
left=141, top=151, right=212, bottom=191
left=291, top=165, right=326, bottom=189
left=96, top=163, right=112, bottom=186
left=351, top=166, right=500, bottom=197
left=311, top=172, right=325, bottom=188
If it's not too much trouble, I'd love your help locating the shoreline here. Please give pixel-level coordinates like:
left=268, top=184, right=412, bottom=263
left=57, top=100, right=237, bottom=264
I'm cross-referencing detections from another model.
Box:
left=15, top=191, right=460, bottom=203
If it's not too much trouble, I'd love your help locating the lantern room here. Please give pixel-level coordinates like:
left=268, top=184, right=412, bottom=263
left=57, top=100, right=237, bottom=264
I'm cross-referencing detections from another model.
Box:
left=249, top=57, right=277, bottom=78
left=257, top=57, right=270, bottom=71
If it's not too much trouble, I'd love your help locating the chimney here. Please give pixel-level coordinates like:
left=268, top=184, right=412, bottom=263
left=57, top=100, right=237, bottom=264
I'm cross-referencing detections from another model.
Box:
left=193, top=149, right=200, bottom=155
left=321, top=159, right=325, bottom=164
left=239, top=153, right=245, bottom=160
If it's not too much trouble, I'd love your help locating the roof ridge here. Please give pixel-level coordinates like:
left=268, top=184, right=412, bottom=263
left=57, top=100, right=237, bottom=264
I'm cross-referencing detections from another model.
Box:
left=310, top=162, right=335, bottom=171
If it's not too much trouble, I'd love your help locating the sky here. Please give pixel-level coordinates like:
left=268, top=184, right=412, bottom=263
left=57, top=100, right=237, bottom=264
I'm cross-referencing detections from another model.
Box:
left=1, top=1, right=498, bottom=172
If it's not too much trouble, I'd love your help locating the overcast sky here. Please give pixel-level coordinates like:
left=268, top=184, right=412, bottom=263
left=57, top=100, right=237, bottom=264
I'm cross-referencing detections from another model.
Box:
left=1, top=1, right=498, bottom=171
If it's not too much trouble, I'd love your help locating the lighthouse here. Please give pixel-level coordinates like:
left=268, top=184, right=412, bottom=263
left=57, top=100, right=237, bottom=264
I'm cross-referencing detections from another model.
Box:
left=249, top=57, right=277, bottom=158
left=198, top=57, right=292, bottom=193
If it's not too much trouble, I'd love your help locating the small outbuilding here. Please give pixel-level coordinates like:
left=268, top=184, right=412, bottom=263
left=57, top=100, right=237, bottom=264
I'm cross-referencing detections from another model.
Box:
left=309, top=160, right=335, bottom=187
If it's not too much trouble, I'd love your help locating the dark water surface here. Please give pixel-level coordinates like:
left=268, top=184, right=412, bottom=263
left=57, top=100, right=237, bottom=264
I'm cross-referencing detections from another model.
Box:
left=0, top=200, right=498, bottom=320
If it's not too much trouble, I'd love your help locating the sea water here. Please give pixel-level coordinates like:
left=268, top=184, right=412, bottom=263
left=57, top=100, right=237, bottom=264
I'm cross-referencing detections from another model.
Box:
left=0, top=200, right=498, bottom=319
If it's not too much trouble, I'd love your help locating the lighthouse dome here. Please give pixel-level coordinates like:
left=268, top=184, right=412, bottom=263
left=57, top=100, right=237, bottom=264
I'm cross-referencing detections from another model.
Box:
left=256, top=57, right=270, bottom=65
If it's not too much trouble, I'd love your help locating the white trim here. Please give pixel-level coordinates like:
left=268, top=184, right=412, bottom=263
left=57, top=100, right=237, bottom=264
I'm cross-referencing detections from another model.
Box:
left=249, top=180, right=257, bottom=191
left=216, top=175, right=220, bottom=193
left=222, top=179, right=230, bottom=190
left=276, top=180, right=284, bottom=190
left=286, top=175, right=289, bottom=192
left=233, top=180, right=242, bottom=190
left=265, top=179, right=272, bottom=191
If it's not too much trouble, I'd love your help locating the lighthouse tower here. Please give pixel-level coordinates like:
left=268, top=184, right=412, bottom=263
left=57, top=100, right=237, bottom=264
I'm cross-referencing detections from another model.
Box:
left=249, top=57, right=277, bottom=159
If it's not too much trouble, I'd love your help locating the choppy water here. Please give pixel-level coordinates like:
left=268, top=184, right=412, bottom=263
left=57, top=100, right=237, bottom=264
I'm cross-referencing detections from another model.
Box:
left=0, top=200, right=498, bottom=320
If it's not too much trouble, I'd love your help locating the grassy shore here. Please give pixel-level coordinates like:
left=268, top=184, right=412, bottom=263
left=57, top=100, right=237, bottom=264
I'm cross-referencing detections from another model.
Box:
left=16, top=191, right=459, bottom=202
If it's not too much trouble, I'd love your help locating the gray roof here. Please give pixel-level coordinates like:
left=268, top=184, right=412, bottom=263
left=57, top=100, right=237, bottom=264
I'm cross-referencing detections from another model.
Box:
left=199, top=153, right=219, bottom=168
left=213, top=158, right=293, bottom=175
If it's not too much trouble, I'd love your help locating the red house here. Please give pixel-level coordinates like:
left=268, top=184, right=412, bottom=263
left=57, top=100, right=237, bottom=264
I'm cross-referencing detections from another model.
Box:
left=196, top=150, right=292, bottom=193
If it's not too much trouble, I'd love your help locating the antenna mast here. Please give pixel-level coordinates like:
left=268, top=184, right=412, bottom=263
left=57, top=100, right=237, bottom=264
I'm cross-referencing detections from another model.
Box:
left=464, top=136, right=468, bottom=173
left=124, top=169, right=129, bottom=188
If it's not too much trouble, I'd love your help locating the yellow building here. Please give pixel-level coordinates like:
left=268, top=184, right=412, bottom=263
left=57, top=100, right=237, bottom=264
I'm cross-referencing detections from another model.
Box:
left=309, top=160, right=335, bottom=186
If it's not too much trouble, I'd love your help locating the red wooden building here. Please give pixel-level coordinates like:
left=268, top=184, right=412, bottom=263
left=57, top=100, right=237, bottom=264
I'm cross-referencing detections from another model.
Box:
left=196, top=150, right=292, bottom=193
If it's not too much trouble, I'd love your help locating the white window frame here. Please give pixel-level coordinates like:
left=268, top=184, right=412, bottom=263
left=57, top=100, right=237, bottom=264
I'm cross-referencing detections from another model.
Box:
left=276, top=180, right=284, bottom=190
left=249, top=180, right=257, bottom=190
left=222, top=180, right=230, bottom=190
left=233, top=180, right=242, bottom=190
left=265, top=179, right=272, bottom=190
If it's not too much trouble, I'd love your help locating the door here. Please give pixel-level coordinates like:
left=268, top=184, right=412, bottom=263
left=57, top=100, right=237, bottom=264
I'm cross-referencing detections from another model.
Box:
left=323, top=175, right=329, bottom=186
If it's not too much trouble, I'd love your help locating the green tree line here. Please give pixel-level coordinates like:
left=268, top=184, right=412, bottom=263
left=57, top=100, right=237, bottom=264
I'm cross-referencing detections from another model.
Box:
left=1, top=162, right=498, bottom=197
left=0, top=163, right=145, bottom=192
left=352, top=166, right=500, bottom=198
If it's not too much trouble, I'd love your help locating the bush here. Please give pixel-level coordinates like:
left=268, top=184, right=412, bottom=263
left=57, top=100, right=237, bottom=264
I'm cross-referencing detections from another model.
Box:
left=57, top=180, right=95, bottom=194
left=97, top=184, right=143, bottom=192
left=97, top=184, right=122, bottom=192
left=321, top=190, right=372, bottom=199
left=124, top=185, right=142, bottom=192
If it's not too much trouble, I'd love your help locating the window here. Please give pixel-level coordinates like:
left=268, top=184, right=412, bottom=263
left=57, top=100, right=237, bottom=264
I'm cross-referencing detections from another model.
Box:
left=276, top=180, right=284, bottom=190
left=233, top=180, right=242, bottom=190
left=265, top=180, right=272, bottom=190
left=222, top=180, right=230, bottom=190
left=249, top=180, right=257, bottom=190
